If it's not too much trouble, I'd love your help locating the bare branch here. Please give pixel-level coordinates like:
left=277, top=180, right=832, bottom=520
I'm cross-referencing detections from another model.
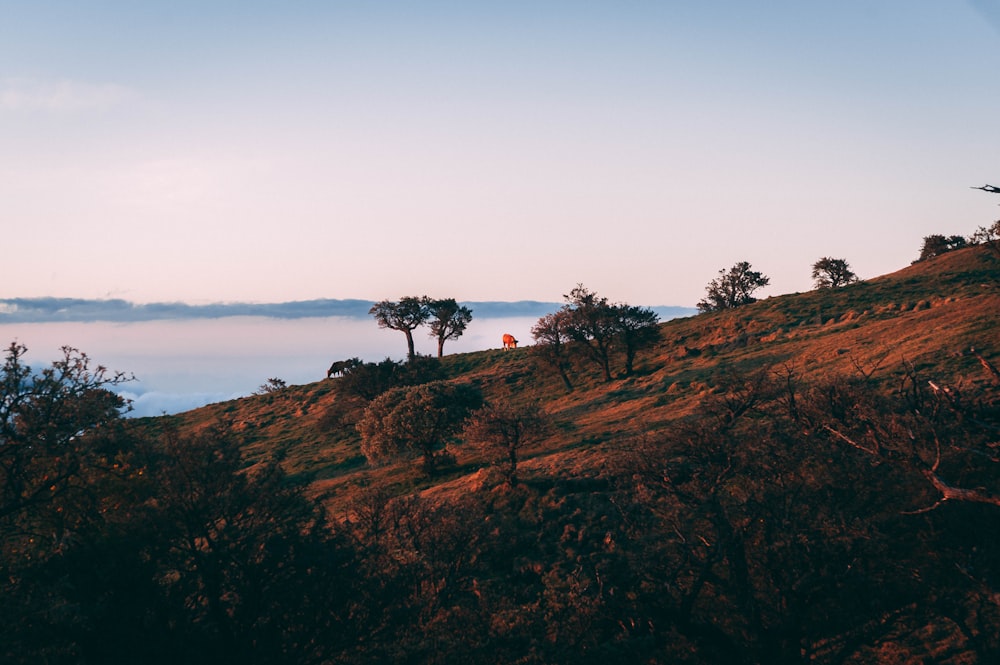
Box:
left=921, top=469, right=1000, bottom=508
left=823, top=425, right=877, bottom=455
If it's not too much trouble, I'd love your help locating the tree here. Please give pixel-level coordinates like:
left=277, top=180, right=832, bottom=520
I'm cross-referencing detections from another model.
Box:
left=696, top=261, right=770, bottom=313
left=611, top=303, right=661, bottom=376
left=0, top=343, right=131, bottom=556
left=563, top=284, right=618, bottom=382
left=357, top=381, right=482, bottom=474
left=462, top=400, right=551, bottom=487
left=338, top=356, right=445, bottom=403
left=254, top=377, right=287, bottom=394
left=811, top=257, right=859, bottom=289
left=971, top=184, right=1000, bottom=198
left=426, top=298, right=473, bottom=358
left=531, top=310, right=576, bottom=392
left=971, top=219, right=1000, bottom=260
left=369, top=296, right=430, bottom=362
left=915, top=234, right=967, bottom=262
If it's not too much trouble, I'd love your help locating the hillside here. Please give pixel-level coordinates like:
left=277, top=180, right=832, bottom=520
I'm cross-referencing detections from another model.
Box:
left=8, top=244, right=998, bottom=664
left=156, top=244, right=999, bottom=506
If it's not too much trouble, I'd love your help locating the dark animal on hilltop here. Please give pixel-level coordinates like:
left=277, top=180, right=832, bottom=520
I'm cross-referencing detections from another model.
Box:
left=502, top=334, right=518, bottom=350
left=327, top=357, right=362, bottom=379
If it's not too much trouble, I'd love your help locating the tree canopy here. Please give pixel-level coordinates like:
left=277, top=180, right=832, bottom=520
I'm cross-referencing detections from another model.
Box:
left=697, top=261, right=770, bottom=313
left=532, top=285, right=660, bottom=384
left=369, top=296, right=430, bottom=361
left=916, top=234, right=967, bottom=262
left=356, top=381, right=482, bottom=474
left=426, top=298, right=473, bottom=358
left=811, top=257, right=859, bottom=289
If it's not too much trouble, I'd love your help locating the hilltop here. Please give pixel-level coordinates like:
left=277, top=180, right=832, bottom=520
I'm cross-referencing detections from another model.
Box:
left=155, top=244, right=999, bottom=507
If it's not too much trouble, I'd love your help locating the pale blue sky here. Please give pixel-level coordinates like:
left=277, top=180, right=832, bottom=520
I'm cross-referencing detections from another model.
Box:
left=2, top=1, right=998, bottom=307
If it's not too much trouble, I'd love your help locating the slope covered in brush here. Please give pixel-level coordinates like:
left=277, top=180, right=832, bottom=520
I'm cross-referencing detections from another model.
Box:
left=6, top=245, right=997, bottom=663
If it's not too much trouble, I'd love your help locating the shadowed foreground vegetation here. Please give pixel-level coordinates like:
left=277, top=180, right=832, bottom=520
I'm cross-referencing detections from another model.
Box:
left=2, top=246, right=999, bottom=663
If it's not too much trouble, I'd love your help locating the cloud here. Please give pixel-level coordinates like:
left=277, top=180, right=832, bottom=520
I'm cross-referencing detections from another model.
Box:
left=0, top=77, right=135, bottom=112
left=119, top=389, right=246, bottom=418
left=0, top=297, right=697, bottom=324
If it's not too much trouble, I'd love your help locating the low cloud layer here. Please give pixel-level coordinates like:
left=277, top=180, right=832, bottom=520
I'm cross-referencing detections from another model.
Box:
left=119, top=389, right=246, bottom=418
left=0, top=297, right=697, bottom=324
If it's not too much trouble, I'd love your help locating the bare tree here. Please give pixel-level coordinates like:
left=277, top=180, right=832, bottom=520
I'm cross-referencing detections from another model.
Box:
left=971, top=184, right=1000, bottom=196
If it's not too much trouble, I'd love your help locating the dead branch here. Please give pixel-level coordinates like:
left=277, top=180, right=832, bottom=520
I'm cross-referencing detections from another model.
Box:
left=823, top=425, right=876, bottom=455
left=971, top=347, right=1000, bottom=384
left=922, top=469, right=1000, bottom=508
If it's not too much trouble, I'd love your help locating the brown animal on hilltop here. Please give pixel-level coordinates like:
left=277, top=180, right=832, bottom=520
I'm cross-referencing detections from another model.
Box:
left=502, top=334, right=518, bottom=350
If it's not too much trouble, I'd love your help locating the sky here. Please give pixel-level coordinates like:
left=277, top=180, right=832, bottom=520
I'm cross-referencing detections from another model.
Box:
left=3, top=1, right=999, bottom=308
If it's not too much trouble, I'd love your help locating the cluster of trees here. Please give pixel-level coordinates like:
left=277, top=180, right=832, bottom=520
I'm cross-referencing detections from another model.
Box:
left=1, top=343, right=360, bottom=664
left=369, top=296, right=473, bottom=360
left=317, top=348, right=550, bottom=481
left=917, top=219, right=1000, bottom=263
left=531, top=285, right=661, bottom=390
left=5, top=340, right=997, bottom=663
left=695, top=257, right=859, bottom=315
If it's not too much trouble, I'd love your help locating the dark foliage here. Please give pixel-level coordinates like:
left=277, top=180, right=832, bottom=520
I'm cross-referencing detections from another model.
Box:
left=357, top=380, right=483, bottom=474
left=697, top=261, right=770, bottom=313
left=532, top=285, right=661, bottom=385
left=427, top=298, right=473, bottom=358
left=916, top=234, right=968, bottom=262
left=338, top=355, right=445, bottom=402
left=4, top=337, right=998, bottom=664
left=811, top=256, right=859, bottom=289
left=370, top=296, right=431, bottom=361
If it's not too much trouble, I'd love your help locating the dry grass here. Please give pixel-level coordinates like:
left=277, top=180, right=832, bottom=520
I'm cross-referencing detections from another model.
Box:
left=149, top=245, right=1000, bottom=513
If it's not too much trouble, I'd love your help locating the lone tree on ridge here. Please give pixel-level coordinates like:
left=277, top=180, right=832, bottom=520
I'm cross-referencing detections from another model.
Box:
left=697, top=261, right=770, bottom=313
left=811, top=257, right=858, bottom=289
left=369, top=296, right=430, bottom=362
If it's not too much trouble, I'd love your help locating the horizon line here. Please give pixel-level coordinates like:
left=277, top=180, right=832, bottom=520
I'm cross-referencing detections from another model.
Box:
left=0, top=296, right=698, bottom=324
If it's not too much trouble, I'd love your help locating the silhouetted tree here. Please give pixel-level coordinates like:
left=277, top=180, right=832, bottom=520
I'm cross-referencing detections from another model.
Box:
left=357, top=381, right=482, bottom=474
left=531, top=309, right=576, bottom=392
left=0, top=342, right=131, bottom=558
left=811, top=257, right=859, bottom=289
left=916, top=234, right=967, bottom=262
left=971, top=219, right=1000, bottom=260
left=697, top=261, right=770, bottom=313
left=563, top=284, right=618, bottom=382
left=971, top=184, right=1000, bottom=197
left=0, top=342, right=133, bottom=663
left=426, top=298, right=473, bottom=358
left=254, top=377, right=287, bottom=394
left=611, top=303, right=661, bottom=376
left=369, top=296, right=430, bottom=361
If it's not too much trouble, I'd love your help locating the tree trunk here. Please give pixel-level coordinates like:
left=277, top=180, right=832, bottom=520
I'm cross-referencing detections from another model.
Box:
left=404, top=330, right=416, bottom=361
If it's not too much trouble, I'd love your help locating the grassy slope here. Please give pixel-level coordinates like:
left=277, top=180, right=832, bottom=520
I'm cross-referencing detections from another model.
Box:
left=150, top=245, right=1000, bottom=510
